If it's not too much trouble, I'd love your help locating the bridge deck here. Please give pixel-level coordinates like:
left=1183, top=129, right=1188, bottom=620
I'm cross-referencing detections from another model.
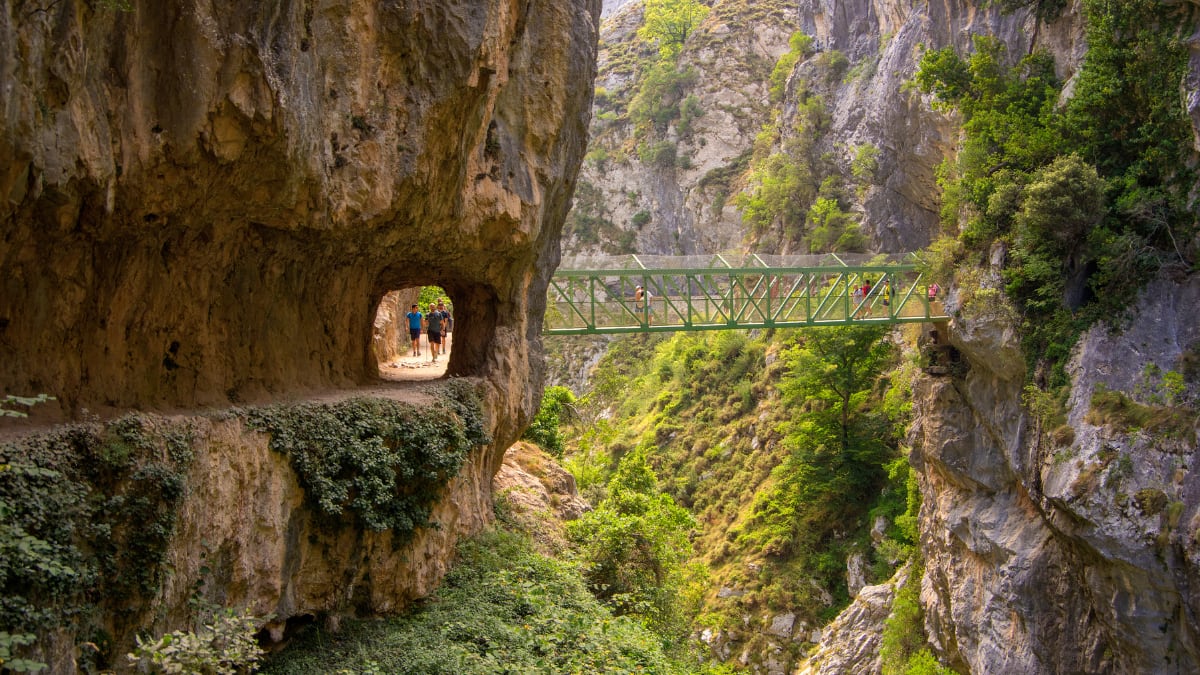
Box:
left=545, top=253, right=949, bottom=335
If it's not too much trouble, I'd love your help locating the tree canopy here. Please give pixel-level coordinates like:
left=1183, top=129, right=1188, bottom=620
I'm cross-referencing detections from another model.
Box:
left=637, top=0, right=710, bottom=58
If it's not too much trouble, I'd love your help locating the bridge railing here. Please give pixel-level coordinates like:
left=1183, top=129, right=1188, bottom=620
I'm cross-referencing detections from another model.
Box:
left=545, top=263, right=949, bottom=335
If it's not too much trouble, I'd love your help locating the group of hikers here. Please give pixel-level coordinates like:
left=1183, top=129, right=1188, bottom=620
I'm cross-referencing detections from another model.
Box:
left=405, top=298, right=453, bottom=362
left=630, top=278, right=941, bottom=321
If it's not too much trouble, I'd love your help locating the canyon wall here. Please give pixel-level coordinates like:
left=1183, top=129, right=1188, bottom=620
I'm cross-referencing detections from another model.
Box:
left=0, top=0, right=600, bottom=454
left=561, top=1, right=1199, bottom=673
left=902, top=271, right=1200, bottom=674
left=0, top=0, right=600, bottom=671
left=565, top=0, right=1087, bottom=260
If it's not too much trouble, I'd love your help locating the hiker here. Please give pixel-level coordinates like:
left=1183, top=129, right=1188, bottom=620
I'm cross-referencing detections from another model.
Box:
left=634, top=284, right=652, bottom=324
left=405, top=303, right=423, bottom=357
left=928, top=282, right=940, bottom=300
left=426, top=303, right=445, bottom=362
left=437, top=298, right=453, bottom=350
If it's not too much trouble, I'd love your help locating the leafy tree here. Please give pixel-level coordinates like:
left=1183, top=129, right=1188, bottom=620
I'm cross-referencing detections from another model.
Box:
left=637, top=0, right=710, bottom=59
left=740, top=325, right=896, bottom=596
left=916, top=2, right=1195, bottom=386
left=807, top=197, right=866, bottom=253
left=770, top=32, right=816, bottom=101
left=568, top=448, right=696, bottom=633
left=781, top=324, right=895, bottom=456
left=1005, top=154, right=1105, bottom=315
left=523, top=386, right=576, bottom=457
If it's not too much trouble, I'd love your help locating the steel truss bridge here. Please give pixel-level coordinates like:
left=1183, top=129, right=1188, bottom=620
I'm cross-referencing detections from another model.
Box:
left=545, top=252, right=949, bottom=335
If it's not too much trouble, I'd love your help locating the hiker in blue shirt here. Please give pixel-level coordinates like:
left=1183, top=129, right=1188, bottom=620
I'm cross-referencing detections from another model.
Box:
left=405, top=304, right=423, bottom=357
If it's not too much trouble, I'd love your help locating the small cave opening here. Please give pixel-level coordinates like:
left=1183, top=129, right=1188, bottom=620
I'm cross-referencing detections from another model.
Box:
left=371, top=285, right=458, bottom=381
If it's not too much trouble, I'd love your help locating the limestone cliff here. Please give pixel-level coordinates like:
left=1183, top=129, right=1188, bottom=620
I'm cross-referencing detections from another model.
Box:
left=565, top=0, right=1086, bottom=259
left=899, top=272, right=1200, bottom=674
left=0, top=0, right=599, bottom=453
left=0, top=0, right=600, bottom=672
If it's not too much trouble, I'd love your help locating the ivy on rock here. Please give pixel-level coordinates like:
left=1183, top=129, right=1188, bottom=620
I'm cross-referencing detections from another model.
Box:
left=246, top=380, right=490, bottom=538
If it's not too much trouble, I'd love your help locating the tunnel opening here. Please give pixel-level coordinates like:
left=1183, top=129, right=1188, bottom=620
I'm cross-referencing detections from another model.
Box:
left=371, top=285, right=459, bottom=381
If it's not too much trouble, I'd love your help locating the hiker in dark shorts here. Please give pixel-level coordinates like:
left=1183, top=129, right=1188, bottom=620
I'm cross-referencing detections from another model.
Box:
left=426, top=303, right=445, bottom=362
left=405, top=304, right=423, bottom=356
left=437, top=298, right=453, bottom=350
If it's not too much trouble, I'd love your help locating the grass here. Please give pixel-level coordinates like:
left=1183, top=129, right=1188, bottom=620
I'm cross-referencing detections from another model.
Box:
left=262, top=528, right=705, bottom=675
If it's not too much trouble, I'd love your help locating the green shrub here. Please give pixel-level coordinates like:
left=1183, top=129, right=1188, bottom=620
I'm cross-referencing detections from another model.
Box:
left=0, top=631, right=45, bottom=673
left=640, top=140, right=678, bottom=169
left=246, top=383, right=488, bottom=536
left=770, top=32, right=815, bottom=101
left=128, top=607, right=264, bottom=675
left=880, top=566, right=952, bottom=674
left=263, top=529, right=701, bottom=675
left=523, top=386, right=576, bottom=457
left=567, top=448, right=696, bottom=635
left=0, top=415, right=196, bottom=666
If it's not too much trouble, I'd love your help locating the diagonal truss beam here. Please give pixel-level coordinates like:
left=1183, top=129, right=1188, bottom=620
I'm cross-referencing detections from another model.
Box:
left=545, top=260, right=948, bottom=335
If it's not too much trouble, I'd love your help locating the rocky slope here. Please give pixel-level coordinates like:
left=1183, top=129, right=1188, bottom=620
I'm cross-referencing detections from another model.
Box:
left=565, top=0, right=1088, bottom=259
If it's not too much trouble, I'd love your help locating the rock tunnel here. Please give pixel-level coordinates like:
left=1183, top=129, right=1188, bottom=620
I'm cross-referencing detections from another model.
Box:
left=0, top=0, right=602, bottom=454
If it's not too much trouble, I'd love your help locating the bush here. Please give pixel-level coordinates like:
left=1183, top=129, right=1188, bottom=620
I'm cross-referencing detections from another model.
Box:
left=522, top=386, right=576, bottom=457
left=640, top=140, right=678, bottom=169
left=263, top=529, right=701, bottom=674
left=567, top=448, right=696, bottom=634
left=246, top=383, right=488, bottom=536
left=128, top=607, right=264, bottom=675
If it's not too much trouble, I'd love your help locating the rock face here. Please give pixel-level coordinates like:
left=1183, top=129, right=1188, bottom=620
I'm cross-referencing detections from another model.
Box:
left=906, top=273, right=1200, bottom=673
left=565, top=0, right=1086, bottom=259
left=1, top=0, right=599, bottom=671
left=371, top=288, right=419, bottom=365
left=0, top=0, right=600, bottom=457
left=796, top=564, right=910, bottom=675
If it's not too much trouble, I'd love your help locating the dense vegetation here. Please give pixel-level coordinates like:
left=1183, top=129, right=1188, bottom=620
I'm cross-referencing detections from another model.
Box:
left=247, top=381, right=488, bottom=538
left=547, top=326, right=921, bottom=669
left=735, top=31, right=870, bottom=253
left=264, top=519, right=729, bottom=674
left=0, top=415, right=196, bottom=672
left=0, top=384, right=488, bottom=672
left=916, top=0, right=1197, bottom=387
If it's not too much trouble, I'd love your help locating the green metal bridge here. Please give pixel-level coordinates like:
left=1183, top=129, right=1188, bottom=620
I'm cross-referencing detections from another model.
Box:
left=545, top=252, right=949, bottom=335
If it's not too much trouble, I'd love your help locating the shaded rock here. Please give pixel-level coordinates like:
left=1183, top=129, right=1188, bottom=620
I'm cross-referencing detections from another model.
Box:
left=910, top=273, right=1200, bottom=673
left=795, top=564, right=910, bottom=675
left=767, top=612, right=797, bottom=638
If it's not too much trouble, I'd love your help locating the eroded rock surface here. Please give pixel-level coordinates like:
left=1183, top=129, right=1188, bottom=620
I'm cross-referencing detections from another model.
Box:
left=0, top=0, right=600, bottom=460
left=1, top=0, right=600, bottom=671
left=908, top=274, right=1200, bottom=674
left=796, top=565, right=909, bottom=675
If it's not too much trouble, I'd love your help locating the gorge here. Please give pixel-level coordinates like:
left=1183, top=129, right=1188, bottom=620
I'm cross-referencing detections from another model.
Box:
left=2, top=0, right=1199, bottom=674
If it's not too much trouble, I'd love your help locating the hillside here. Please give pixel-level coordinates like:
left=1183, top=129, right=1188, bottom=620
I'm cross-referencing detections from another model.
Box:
left=548, top=0, right=1200, bottom=673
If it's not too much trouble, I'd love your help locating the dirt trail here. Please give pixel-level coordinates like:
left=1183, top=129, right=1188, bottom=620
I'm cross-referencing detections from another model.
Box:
left=1, top=348, right=455, bottom=441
